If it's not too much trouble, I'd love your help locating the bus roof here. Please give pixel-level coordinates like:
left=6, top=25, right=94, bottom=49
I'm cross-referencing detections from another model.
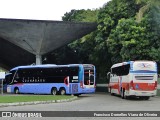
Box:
left=111, top=61, right=130, bottom=68
left=111, top=60, right=156, bottom=69
left=10, top=64, right=94, bottom=71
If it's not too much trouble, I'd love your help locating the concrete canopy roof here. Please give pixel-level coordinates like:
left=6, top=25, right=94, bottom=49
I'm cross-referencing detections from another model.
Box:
left=0, top=18, right=97, bottom=69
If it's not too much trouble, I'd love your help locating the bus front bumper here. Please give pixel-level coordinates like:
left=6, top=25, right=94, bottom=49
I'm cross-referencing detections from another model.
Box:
left=81, top=87, right=96, bottom=94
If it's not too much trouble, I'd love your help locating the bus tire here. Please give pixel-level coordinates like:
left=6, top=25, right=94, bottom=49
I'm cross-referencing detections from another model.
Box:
left=75, top=94, right=81, bottom=96
left=110, top=87, right=114, bottom=96
left=121, top=89, right=125, bottom=99
left=51, top=87, right=57, bottom=95
left=59, top=88, right=66, bottom=95
left=14, top=87, right=19, bottom=94
left=144, top=96, right=150, bottom=100
left=108, top=87, right=111, bottom=93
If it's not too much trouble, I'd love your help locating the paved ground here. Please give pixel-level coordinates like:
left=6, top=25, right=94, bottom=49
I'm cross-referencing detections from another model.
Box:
left=0, top=93, right=160, bottom=120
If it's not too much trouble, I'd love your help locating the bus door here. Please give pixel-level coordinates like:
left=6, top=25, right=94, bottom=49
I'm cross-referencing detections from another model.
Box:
left=68, top=66, right=79, bottom=94
left=69, top=76, right=79, bottom=94
left=84, top=69, right=94, bottom=88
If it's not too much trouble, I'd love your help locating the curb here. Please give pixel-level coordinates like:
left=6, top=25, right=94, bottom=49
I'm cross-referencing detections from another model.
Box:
left=0, top=96, right=78, bottom=107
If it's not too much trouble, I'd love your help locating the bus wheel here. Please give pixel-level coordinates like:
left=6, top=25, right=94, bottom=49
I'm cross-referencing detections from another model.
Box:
left=14, top=87, right=19, bottom=94
left=59, top=88, right=66, bottom=95
left=121, top=89, right=125, bottom=99
left=51, top=87, right=57, bottom=95
left=75, top=94, right=81, bottom=96
left=108, top=87, right=111, bottom=93
left=110, top=88, right=114, bottom=96
left=144, top=96, right=150, bottom=100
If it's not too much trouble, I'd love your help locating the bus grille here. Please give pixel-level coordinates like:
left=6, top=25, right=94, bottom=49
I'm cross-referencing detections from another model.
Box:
left=135, top=76, right=154, bottom=80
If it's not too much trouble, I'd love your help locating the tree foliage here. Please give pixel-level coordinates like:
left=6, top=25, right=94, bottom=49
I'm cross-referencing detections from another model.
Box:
left=92, top=0, right=141, bottom=80
left=96, top=0, right=160, bottom=65
left=62, top=9, right=98, bottom=22
left=97, top=0, right=140, bottom=38
left=108, top=18, right=153, bottom=62
left=49, top=0, right=160, bottom=83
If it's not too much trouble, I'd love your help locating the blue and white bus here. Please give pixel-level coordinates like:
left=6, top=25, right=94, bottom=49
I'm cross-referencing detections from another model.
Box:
left=6, top=64, right=96, bottom=95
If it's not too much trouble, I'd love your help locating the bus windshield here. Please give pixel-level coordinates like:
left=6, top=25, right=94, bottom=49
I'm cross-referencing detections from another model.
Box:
left=84, top=65, right=95, bottom=85
left=111, top=64, right=130, bottom=76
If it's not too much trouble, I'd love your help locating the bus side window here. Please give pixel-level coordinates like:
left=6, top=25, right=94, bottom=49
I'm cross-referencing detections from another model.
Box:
left=122, top=64, right=130, bottom=75
left=111, top=64, right=130, bottom=76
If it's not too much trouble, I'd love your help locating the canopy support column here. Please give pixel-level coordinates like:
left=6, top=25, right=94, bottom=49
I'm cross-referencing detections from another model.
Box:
left=36, top=54, right=42, bottom=65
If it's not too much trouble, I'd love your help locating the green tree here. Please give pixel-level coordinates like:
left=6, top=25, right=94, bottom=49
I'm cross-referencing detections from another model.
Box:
left=97, top=0, right=140, bottom=38
left=108, top=18, right=154, bottom=62
left=93, top=0, right=140, bottom=82
left=108, top=1, right=160, bottom=63
left=135, top=0, right=160, bottom=61
left=62, top=9, right=99, bottom=64
left=62, top=9, right=98, bottom=22
left=136, top=0, right=160, bottom=22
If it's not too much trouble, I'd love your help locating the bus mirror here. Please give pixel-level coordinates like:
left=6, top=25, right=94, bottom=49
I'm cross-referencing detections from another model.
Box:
left=15, top=73, right=19, bottom=79
left=107, top=72, right=111, bottom=79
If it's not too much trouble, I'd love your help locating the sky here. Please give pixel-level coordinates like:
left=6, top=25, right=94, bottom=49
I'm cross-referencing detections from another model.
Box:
left=0, top=0, right=110, bottom=21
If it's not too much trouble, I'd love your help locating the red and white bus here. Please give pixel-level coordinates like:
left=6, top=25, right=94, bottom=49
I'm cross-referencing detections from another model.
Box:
left=108, top=61, right=158, bottom=100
